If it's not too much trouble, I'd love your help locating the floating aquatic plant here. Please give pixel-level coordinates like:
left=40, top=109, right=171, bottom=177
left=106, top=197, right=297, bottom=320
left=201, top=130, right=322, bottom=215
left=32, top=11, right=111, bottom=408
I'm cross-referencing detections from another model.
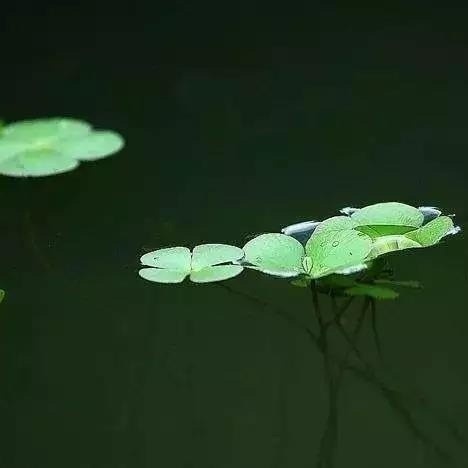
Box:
left=138, top=202, right=460, bottom=300
left=138, top=203, right=463, bottom=465
left=0, top=117, right=124, bottom=177
left=138, top=244, right=244, bottom=283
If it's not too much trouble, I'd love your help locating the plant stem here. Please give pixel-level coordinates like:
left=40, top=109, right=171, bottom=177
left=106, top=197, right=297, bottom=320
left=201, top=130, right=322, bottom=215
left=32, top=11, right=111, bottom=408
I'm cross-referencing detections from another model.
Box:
left=370, top=299, right=383, bottom=361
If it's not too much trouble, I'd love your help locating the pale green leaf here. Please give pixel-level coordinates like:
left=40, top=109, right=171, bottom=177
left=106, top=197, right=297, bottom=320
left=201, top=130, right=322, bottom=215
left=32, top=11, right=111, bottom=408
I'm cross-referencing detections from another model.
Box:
left=54, top=131, right=125, bottom=161
left=0, top=141, right=30, bottom=164
left=190, top=265, right=244, bottom=283
left=191, top=244, right=244, bottom=271
left=0, top=149, right=79, bottom=177
left=242, top=233, right=305, bottom=277
left=405, top=216, right=457, bottom=246
left=138, top=268, right=188, bottom=283
left=306, top=229, right=373, bottom=279
left=351, top=202, right=424, bottom=228
left=2, top=118, right=91, bottom=143
left=0, top=118, right=124, bottom=177
left=313, top=216, right=358, bottom=235
left=367, top=235, right=421, bottom=259
left=140, top=247, right=191, bottom=271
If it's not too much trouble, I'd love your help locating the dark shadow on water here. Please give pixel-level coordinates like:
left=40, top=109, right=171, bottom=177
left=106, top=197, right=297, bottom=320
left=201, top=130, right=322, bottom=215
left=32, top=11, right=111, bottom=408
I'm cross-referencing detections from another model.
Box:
left=216, top=280, right=468, bottom=467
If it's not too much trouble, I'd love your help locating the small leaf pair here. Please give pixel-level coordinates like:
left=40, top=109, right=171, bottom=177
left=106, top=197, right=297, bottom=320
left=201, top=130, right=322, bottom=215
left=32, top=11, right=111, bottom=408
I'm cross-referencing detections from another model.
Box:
left=241, top=219, right=373, bottom=279
left=139, top=244, right=244, bottom=284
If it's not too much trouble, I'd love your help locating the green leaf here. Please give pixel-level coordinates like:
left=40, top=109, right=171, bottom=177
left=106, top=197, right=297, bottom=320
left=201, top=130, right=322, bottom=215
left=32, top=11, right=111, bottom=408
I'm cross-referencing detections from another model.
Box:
left=0, top=141, right=30, bottom=164
left=139, top=244, right=244, bottom=284
left=2, top=118, right=91, bottom=142
left=0, top=117, right=124, bottom=177
left=351, top=202, right=424, bottom=229
left=54, top=131, right=124, bottom=161
left=367, top=235, right=421, bottom=259
left=140, top=247, right=191, bottom=271
left=191, top=244, right=244, bottom=271
left=242, top=233, right=305, bottom=277
left=305, top=229, right=373, bottom=279
left=355, top=224, right=418, bottom=238
left=405, top=216, right=458, bottom=246
left=313, top=216, right=358, bottom=235
left=190, top=265, right=243, bottom=283
left=0, top=148, right=79, bottom=177
left=139, top=268, right=189, bottom=284
left=344, top=284, right=399, bottom=300
left=0, top=289, right=4, bottom=304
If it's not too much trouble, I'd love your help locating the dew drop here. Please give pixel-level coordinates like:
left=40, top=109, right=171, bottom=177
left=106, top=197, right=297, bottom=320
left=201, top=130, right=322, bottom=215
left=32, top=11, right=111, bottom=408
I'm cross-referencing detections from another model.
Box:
left=332, top=240, right=339, bottom=247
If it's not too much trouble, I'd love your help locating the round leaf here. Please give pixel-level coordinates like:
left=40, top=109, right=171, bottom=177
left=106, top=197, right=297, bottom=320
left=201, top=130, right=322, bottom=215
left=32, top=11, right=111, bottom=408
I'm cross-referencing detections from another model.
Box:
left=2, top=118, right=91, bottom=143
left=54, top=131, right=125, bottom=161
left=313, top=216, right=358, bottom=235
left=140, top=247, right=191, bottom=271
left=306, top=229, right=373, bottom=279
left=0, top=141, right=30, bottom=164
left=190, top=265, right=243, bottom=283
left=191, top=244, right=244, bottom=271
left=139, top=268, right=188, bottom=284
left=243, top=233, right=305, bottom=277
left=351, top=202, right=424, bottom=228
left=0, top=148, right=79, bottom=177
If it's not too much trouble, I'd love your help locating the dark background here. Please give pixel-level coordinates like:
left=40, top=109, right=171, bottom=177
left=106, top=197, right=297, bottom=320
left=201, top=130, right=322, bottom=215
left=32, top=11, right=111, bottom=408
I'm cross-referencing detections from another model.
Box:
left=1, top=4, right=468, bottom=467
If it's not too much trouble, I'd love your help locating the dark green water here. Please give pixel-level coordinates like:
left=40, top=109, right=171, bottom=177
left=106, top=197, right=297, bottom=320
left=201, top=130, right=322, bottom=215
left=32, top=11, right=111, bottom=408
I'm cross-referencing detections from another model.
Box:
left=1, top=5, right=468, bottom=468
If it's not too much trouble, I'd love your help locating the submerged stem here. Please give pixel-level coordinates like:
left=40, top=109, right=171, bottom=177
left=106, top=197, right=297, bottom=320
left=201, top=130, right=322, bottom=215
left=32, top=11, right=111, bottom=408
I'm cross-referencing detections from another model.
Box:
left=215, top=281, right=465, bottom=464
left=370, top=299, right=383, bottom=361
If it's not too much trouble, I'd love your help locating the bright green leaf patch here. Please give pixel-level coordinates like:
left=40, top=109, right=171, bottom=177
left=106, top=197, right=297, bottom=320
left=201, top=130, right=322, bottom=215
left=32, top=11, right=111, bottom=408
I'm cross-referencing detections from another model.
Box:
left=138, top=202, right=460, bottom=288
left=0, top=118, right=124, bottom=177
left=191, top=244, right=244, bottom=271
left=0, top=289, right=4, bottom=304
left=364, top=216, right=459, bottom=261
left=242, top=233, right=306, bottom=277
left=355, top=224, right=418, bottom=238
left=367, top=235, right=421, bottom=259
left=53, top=131, right=124, bottom=161
left=139, top=244, right=244, bottom=284
left=313, top=216, right=358, bottom=235
left=306, top=229, right=373, bottom=279
left=405, top=216, right=456, bottom=246
left=141, top=247, right=191, bottom=270
left=350, top=202, right=424, bottom=229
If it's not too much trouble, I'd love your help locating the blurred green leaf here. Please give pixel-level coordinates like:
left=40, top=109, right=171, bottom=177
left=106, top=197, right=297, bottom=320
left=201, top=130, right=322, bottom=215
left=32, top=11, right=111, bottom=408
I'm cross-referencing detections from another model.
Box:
left=0, top=117, right=124, bottom=177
